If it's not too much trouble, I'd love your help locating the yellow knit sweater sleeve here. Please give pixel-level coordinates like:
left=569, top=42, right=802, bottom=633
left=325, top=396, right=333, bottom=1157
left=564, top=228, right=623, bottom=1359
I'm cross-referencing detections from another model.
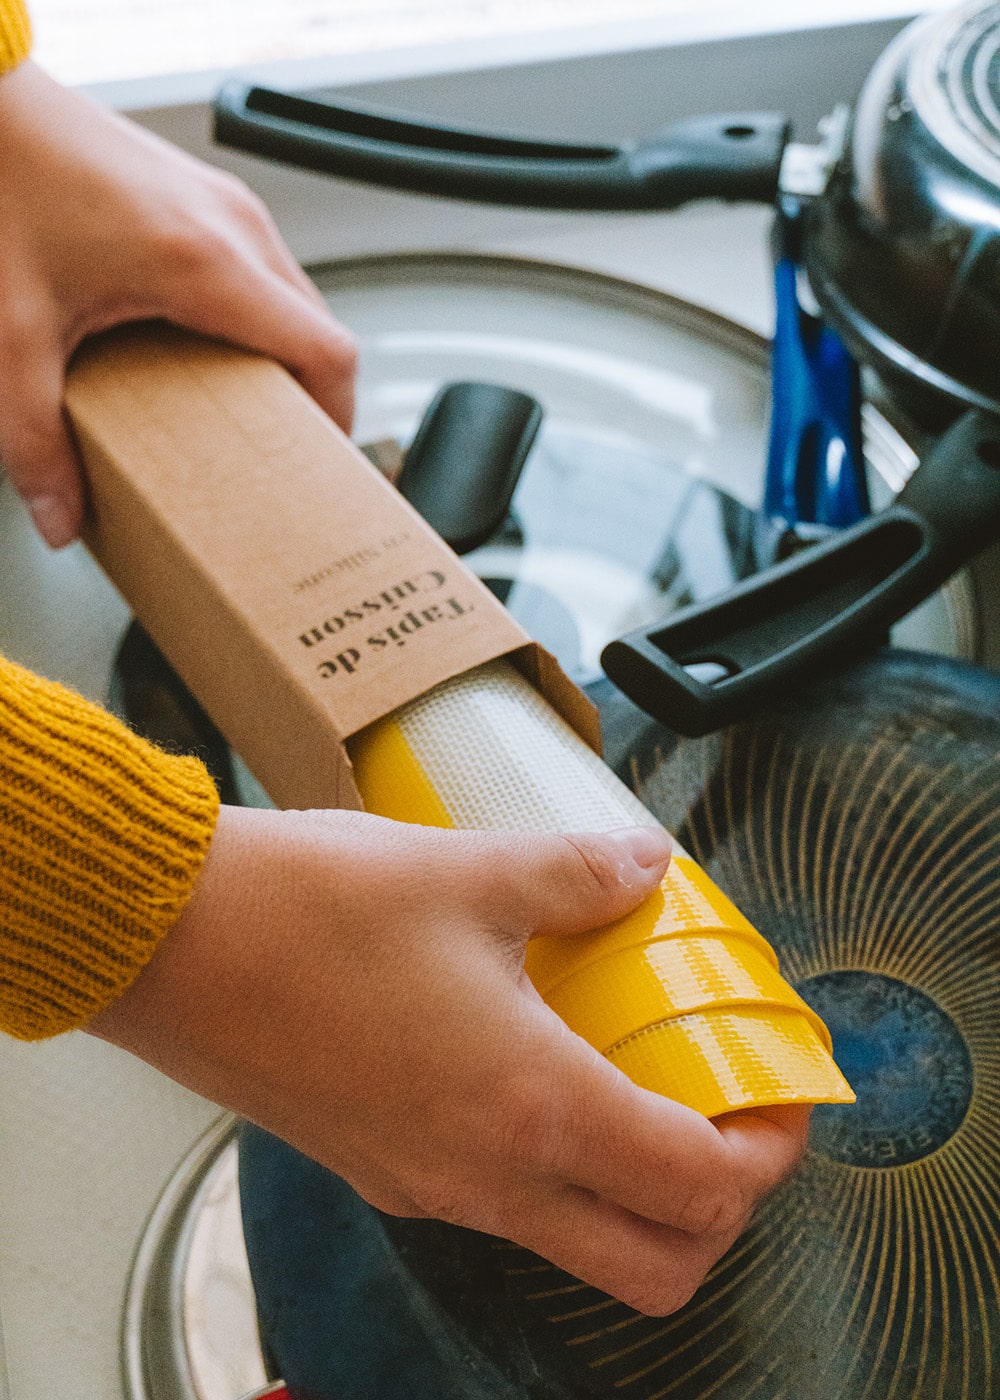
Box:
left=0, top=0, right=31, bottom=72
left=0, top=655, right=221, bottom=1040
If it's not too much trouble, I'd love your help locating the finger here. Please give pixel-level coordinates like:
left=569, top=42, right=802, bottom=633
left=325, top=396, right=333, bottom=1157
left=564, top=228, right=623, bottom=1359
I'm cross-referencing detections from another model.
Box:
left=163, top=257, right=358, bottom=433
left=0, top=321, right=84, bottom=546
left=207, top=170, right=331, bottom=310
left=492, top=1180, right=742, bottom=1316
left=713, top=1104, right=812, bottom=1200
left=521, top=1016, right=754, bottom=1235
left=250, top=222, right=332, bottom=313
left=547, top=827, right=672, bottom=932
left=460, top=826, right=672, bottom=941
left=318, top=819, right=671, bottom=946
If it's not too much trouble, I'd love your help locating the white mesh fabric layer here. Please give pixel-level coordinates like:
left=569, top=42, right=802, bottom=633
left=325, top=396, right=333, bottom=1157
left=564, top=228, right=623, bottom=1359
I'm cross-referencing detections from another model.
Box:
left=393, top=660, right=660, bottom=833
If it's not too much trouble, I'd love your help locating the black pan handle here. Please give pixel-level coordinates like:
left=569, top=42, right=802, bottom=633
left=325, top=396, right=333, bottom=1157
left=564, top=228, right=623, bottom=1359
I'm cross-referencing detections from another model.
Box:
left=601, top=410, right=1000, bottom=736
left=214, top=82, right=790, bottom=210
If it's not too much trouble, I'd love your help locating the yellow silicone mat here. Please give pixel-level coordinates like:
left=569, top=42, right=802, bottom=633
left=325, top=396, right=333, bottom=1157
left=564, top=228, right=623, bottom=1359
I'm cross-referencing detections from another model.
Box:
left=607, top=1005, right=851, bottom=1119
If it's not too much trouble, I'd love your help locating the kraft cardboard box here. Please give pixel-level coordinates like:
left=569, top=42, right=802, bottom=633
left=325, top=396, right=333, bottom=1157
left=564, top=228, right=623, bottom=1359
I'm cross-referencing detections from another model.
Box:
left=64, top=323, right=600, bottom=811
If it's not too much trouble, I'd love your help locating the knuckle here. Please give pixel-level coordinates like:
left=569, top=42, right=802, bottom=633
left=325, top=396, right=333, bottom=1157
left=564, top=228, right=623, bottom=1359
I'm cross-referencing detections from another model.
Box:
left=222, top=178, right=276, bottom=233
left=358, top=1187, right=428, bottom=1219
left=213, top=168, right=257, bottom=204
left=155, top=218, right=230, bottom=280
left=560, top=834, right=625, bottom=898
left=319, top=325, right=359, bottom=378
left=408, top=1175, right=474, bottom=1228
left=674, top=1180, right=745, bottom=1238
left=415, top=1188, right=461, bottom=1224
left=498, top=1072, right=567, bottom=1177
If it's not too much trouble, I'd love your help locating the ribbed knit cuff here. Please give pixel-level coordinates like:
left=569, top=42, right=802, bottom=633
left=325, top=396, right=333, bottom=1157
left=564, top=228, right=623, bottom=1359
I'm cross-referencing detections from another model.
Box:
left=0, top=0, right=31, bottom=74
left=0, top=655, right=221, bottom=1040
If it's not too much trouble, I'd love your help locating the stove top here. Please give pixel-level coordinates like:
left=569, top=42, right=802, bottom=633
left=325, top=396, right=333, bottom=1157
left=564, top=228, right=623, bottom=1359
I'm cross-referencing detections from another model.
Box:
left=1, top=251, right=995, bottom=1400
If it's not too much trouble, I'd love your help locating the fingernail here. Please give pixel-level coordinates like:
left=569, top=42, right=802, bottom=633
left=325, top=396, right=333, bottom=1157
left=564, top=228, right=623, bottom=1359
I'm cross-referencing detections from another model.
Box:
left=607, top=825, right=672, bottom=871
left=27, top=495, right=75, bottom=549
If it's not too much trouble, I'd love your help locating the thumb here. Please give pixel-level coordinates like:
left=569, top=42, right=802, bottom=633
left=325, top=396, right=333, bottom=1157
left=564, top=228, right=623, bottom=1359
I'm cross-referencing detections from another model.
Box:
left=485, top=825, right=671, bottom=941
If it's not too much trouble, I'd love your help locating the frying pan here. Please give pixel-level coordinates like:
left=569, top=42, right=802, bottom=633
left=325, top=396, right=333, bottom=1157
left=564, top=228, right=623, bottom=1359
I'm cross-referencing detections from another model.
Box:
left=237, top=648, right=1000, bottom=1399
left=213, top=0, right=1000, bottom=734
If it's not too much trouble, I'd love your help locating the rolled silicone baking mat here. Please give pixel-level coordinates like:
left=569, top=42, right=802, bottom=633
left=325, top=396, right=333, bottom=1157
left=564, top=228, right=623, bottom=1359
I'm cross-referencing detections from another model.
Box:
left=347, top=659, right=854, bottom=1117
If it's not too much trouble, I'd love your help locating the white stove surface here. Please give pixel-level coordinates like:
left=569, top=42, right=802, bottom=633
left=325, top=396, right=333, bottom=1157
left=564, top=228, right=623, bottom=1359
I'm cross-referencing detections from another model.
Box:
left=0, top=208, right=773, bottom=1400
left=0, top=1034, right=220, bottom=1398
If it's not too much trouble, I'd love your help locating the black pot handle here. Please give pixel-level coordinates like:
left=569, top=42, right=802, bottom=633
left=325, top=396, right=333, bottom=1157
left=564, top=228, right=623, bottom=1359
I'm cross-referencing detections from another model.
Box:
left=601, top=410, right=1000, bottom=735
left=213, top=82, right=789, bottom=210
left=397, top=381, right=541, bottom=554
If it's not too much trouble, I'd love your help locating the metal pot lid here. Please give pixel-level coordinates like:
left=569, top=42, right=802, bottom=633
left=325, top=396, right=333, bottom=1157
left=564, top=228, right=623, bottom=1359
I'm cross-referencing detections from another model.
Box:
left=110, top=252, right=991, bottom=815
left=306, top=252, right=981, bottom=674
left=315, top=252, right=771, bottom=690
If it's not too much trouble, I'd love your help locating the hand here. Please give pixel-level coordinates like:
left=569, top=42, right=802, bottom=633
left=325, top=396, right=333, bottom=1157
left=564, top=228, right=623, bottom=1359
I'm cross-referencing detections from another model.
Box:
left=0, top=62, right=357, bottom=548
left=88, top=808, right=809, bottom=1315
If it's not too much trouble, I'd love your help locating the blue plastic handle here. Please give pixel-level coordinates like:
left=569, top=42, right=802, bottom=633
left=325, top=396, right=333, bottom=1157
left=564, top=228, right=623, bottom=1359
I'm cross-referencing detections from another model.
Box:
left=765, top=212, right=869, bottom=534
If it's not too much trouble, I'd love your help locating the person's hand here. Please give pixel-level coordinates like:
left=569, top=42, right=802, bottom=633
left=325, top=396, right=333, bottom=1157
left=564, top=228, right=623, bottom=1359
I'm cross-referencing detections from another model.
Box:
left=88, top=808, right=809, bottom=1315
left=0, top=61, right=356, bottom=548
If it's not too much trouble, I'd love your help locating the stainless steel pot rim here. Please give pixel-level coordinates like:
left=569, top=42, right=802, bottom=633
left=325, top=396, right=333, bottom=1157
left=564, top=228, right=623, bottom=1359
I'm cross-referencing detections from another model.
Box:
left=122, top=1114, right=269, bottom=1400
